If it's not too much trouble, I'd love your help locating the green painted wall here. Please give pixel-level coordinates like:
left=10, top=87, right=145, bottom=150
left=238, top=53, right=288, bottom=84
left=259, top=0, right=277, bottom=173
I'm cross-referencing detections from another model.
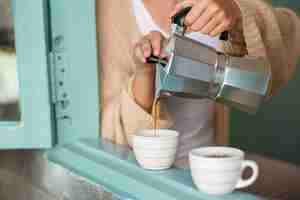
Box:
left=230, top=0, right=300, bottom=165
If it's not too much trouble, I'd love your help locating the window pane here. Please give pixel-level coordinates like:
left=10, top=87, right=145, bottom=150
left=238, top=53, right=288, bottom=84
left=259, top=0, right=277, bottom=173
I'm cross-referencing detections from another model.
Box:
left=0, top=0, right=20, bottom=121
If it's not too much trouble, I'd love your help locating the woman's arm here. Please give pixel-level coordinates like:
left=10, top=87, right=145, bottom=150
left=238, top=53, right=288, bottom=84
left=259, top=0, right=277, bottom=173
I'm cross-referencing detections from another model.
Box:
left=97, top=0, right=173, bottom=146
left=101, top=74, right=172, bottom=146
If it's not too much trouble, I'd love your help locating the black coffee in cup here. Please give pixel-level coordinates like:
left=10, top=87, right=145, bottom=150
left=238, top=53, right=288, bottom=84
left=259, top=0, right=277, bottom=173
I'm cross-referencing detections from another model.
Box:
left=204, top=154, right=232, bottom=158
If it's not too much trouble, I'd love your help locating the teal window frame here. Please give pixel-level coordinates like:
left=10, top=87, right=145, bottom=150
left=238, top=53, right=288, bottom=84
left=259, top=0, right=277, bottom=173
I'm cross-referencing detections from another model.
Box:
left=0, top=0, right=54, bottom=149
left=46, top=1, right=263, bottom=200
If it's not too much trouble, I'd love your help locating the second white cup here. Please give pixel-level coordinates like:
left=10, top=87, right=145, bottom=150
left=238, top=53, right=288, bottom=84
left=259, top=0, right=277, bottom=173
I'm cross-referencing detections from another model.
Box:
left=132, top=129, right=179, bottom=170
left=189, top=146, right=259, bottom=195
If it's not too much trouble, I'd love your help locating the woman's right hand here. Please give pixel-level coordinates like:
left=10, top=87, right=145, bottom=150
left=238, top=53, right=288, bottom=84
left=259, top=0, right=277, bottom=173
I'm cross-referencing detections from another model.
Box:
left=133, top=31, right=167, bottom=64
left=132, top=31, right=167, bottom=113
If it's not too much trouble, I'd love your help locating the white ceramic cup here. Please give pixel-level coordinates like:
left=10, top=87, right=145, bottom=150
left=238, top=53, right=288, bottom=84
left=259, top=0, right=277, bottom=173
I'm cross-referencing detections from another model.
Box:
left=189, top=146, right=259, bottom=195
left=132, top=129, right=179, bottom=170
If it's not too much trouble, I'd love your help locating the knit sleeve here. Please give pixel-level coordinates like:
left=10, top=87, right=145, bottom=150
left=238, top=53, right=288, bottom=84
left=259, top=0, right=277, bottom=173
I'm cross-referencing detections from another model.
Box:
left=224, top=0, right=300, bottom=98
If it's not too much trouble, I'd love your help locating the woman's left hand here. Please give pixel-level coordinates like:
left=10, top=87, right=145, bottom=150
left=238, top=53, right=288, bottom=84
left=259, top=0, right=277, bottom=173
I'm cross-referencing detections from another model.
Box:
left=171, top=0, right=241, bottom=37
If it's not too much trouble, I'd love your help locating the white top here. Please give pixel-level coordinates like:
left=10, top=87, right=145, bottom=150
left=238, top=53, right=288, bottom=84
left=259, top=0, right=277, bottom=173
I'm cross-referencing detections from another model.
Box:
left=133, top=0, right=221, bottom=159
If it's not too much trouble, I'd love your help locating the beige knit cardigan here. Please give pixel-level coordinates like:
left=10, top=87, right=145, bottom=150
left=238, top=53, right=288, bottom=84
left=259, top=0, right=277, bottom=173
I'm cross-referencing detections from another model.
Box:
left=97, top=0, right=300, bottom=146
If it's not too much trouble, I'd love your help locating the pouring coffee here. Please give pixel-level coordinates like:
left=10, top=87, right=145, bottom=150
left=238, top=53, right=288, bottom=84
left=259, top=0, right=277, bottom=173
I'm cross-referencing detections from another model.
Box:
left=147, top=7, right=271, bottom=114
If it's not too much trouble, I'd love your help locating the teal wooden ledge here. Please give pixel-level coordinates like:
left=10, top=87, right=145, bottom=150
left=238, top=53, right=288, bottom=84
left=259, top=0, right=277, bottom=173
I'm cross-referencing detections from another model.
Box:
left=47, top=138, right=263, bottom=200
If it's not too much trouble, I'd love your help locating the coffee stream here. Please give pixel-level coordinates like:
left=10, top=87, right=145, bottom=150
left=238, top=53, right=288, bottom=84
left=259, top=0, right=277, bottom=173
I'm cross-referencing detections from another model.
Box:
left=153, top=98, right=160, bottom=137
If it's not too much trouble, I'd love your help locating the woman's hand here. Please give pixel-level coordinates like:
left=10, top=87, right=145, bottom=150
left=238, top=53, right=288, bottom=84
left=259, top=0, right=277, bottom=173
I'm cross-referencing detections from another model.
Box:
left=132, top=31, right=166, bottom=113
left=133, top=31, right=167, bottom=64
left=171, top=0, right=241, bottom=37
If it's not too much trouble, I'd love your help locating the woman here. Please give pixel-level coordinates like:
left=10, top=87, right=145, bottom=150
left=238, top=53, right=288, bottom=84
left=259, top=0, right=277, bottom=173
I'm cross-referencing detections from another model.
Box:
left=97, top=0, right=300, bottom=198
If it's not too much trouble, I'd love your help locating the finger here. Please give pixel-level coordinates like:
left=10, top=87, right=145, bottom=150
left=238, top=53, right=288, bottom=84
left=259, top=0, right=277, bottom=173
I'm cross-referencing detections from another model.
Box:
left=190, top=5, right=220, bottom=32
left=185, top=2, right=208, bottom=26
left=209, top=21, right=229, bottom=37
left=170, top=0, right=195, bottom=18
left=200, top=12, right=224, bottom=34
left=147, top=31, right=163, bottom=56
left=134, top=43, right=146, bottom=63
left=140, top=37, right=152, bottom=58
